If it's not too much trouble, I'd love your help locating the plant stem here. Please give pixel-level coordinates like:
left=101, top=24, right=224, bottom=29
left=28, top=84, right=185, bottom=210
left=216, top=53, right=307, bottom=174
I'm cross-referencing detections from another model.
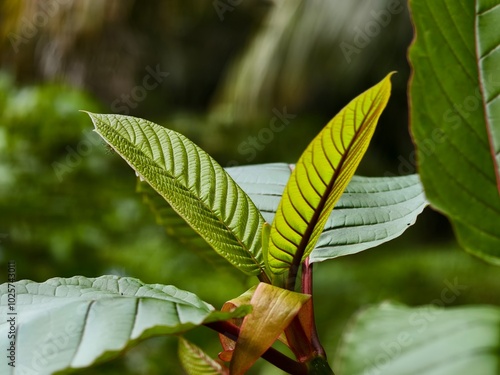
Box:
left=284, top=315, right=316, bottom=361
left=205, top=320, right=307, bottom=375
left=258, top=271, right=272, bottom=284
left=302, top=258, right=325, bottom=357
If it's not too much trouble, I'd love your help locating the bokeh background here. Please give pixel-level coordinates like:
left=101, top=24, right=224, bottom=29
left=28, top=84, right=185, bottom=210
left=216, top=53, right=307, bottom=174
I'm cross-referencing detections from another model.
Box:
left=1, top=1, right=499, bottom=374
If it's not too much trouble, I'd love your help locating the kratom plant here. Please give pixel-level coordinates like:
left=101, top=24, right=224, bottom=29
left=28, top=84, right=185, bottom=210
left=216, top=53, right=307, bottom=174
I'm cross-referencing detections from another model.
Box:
left=3, top=1, right=500, bottom=374
left=0, top=74, right=431, bottom=374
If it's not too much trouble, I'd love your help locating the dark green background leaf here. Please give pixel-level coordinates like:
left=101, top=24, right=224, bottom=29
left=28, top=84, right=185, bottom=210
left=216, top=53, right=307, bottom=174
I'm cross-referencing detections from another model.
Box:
left=409, top=0, right=500, bottom=263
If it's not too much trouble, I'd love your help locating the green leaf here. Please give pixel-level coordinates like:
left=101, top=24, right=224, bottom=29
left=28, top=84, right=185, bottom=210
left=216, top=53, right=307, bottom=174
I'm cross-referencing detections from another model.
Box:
left=0, top=276, right=250, bottom=374
left=409, top=0, right=500, bottom=263
left=309, top=174, right=427, bottom=262
left=336, top=302, right=500, bottom=375
left=86, top=113, right=267, bottom=277
left=230, top=283, right=310, bottom=375
left=227, top=163, right=427, bottom=262
left=477, top=0, right=500, bottom=189
left=178, top=337, right=228, bottom=375
left=133, top=162, right=427, bottom=269
left=266, top=74, right=393, bottom=275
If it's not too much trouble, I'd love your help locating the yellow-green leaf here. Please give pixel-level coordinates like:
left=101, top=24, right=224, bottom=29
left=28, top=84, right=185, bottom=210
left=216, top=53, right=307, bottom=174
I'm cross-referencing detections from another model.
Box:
left=178, top=337, right=228, bottom=375
left=268, top=73, right=393, bottom=277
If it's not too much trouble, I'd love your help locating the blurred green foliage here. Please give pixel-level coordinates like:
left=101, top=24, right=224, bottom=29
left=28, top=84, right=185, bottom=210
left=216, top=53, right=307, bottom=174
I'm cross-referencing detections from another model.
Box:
left=0, top=1, right=499, bottom=374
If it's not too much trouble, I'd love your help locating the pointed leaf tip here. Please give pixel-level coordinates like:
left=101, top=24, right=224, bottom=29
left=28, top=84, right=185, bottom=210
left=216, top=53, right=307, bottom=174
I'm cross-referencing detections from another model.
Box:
left=85, top=113, right=267, bottom=276
left=268, top=73, right=393, bottom=278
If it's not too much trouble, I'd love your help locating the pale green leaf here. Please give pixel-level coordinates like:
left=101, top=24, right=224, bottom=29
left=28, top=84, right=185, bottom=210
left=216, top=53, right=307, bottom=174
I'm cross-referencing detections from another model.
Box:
left=0, top=276, right=250, bottom=374
left=336, top=302, right=500, bottom=375
left=268, top=74, right=393, bottom=276
left=227, top=164, right=427, bottom=263
left=86, top=113, right=267, bottom=277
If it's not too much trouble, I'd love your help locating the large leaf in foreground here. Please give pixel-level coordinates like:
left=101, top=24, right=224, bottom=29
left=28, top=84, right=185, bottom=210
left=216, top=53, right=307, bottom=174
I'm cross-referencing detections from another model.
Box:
left=336, top=302, right=500, bottom=375
left=227, top=164, right=427, bottom=263
left=268, top=74, right=393, bottom=277
left=409, top=0, right=500, bottom=263
left=0, top=276, right=250, bottom=375
left=86, top=113, right=267, bottom=277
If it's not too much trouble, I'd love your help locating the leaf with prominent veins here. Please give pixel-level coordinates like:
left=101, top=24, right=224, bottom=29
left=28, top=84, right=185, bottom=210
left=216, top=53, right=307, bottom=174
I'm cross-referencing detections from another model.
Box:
left=0, top=276, right=250, bottom=374
left=267, top=74, right=393, bottom=277
left=179, top=337, right=228, bottom=375
left=409, top=0, right=500, bottom=262
left=86, top=113, right=267, bottom=277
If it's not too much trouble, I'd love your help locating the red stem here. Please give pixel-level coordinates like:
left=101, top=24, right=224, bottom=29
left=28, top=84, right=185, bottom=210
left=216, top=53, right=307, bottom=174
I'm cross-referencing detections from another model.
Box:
left=302, top=257, right=326, bottom=357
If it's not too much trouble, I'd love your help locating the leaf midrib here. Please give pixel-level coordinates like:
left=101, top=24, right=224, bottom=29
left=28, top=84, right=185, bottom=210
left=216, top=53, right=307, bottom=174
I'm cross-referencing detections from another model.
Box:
left=95, top=123, right=265, bottom=274
left=289, top=97, right=381, bottom=272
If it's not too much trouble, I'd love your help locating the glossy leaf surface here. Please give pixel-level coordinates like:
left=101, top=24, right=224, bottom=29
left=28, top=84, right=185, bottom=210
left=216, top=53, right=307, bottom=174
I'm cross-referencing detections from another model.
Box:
left=409, top=0, right=500, bottom=263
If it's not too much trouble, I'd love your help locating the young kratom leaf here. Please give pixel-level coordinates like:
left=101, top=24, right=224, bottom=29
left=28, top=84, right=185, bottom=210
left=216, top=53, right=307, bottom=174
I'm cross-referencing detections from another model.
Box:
left=0, top=276, right=250, bottom=375
left=86, top=113, right=268, bottom=278
left=230, top=283, right=310, bottom=375
left=178, top=337, right=228, bottom=375
left=267, top=74, right=393, bottom=280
